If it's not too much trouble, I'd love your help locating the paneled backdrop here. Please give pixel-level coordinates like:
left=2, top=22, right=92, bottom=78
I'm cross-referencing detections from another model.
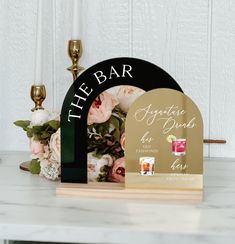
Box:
left=0, top=0, right=234, bottom=157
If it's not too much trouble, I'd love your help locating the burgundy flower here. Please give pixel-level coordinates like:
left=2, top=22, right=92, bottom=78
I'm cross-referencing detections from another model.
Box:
left=110, top=157, right=125, bottom=183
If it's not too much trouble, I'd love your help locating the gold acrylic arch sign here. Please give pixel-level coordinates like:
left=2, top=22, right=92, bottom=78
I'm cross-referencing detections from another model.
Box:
left=125, top=88, right=203, bottom=191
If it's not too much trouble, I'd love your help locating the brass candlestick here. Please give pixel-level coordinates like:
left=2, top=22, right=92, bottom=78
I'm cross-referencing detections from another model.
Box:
left=30, top=85, right=46, bottom=111
left=67, top=40, right=84, bottom=81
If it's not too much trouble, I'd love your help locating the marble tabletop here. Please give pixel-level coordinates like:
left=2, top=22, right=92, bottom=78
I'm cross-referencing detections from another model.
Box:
left=0, top=151, right=234, bottom=244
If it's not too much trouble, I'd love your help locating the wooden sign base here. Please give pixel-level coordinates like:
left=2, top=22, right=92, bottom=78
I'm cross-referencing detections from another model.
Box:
left=56, top=182, right=203, bottom=201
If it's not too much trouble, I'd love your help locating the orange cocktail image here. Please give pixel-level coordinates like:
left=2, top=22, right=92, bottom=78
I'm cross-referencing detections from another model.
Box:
left=139, top=157, right=155, bottom=176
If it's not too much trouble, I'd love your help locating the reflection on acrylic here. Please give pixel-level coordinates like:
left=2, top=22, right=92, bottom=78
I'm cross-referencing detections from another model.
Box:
left=87, top=85, right=145, bottom=182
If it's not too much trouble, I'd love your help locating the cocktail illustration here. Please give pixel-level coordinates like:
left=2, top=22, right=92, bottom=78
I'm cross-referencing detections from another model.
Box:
left=172, top=139, right=186, bottom=156
left=167, top=135, right=186, bottom=156
left=139, top=157, right=155, bottom=176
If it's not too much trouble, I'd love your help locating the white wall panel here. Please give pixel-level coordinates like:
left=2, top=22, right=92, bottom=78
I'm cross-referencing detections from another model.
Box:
left=52, top=0, right=73, bottom=111
left=0, top=0, right=234, bottom=157
left=0, top=0, right=37, bottom=151
left=210, top=0, right=235, bottom=157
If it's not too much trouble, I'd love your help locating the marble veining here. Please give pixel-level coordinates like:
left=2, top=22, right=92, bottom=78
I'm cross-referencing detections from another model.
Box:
left=0, top=152, right=235, bottom=244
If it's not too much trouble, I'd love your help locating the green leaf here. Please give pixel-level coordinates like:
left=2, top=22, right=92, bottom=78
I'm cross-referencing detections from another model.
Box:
left=25, top=127, right=33, bottom=138
left=29, top=159, right=41, bottom=174
left=26, top=130, right=33, bottom=138
left=14, top=120, right=30, bottom=130
left=31, top=125, right=43, bottom=133
left=92, top=151, right=102, bottom=159
left=41, top=131, right=50, bottom=139
left=110, top=116, right=119, bottom=129
left=95, top=122, right=109, bottom=134
left=48, top=120, right=60, bottom=130
left=113, top=128, right=120, bottom=142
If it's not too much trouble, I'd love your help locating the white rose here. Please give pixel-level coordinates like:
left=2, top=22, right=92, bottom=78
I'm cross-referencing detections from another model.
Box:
left=49, top=111, right=60, bottom=121
left=87, top=153, right=113, bottom=182
left=116, top=86, right=145, bottom=112
left=31, top=109, right=50, bottom=126
left=49, top=128, right=61, bottom=163
left=40, top=160, right=60, bottom=181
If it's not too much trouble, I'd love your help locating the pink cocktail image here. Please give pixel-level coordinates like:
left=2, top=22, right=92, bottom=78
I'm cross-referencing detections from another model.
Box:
left=172, top=139, right=186, bottom=156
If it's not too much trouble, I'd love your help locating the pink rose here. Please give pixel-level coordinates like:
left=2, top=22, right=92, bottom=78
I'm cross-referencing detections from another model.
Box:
left=120, top=133, right=125, bottom=151
left=87, top=91, right=119, bottom=125
left=49, top=128, right=61, bottom=163
left=117, top=86, right=145, bottom=112
left=30, top=138, right=45, bottom=155
left=109, top=157, right=125, bottom=183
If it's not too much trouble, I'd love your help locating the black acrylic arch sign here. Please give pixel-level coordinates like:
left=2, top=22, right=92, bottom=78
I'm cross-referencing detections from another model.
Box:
left=61, top=57, right=183, bottom=183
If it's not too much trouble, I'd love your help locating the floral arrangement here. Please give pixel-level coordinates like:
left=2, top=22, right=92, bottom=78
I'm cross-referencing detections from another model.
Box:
left=14, top=85, right=145, bottom=182
left=14, top=110, right=61, bottom=180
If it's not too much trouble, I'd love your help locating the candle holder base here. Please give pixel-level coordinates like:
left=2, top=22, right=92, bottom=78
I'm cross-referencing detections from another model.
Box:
left=19, top=161, right=30, bottom=172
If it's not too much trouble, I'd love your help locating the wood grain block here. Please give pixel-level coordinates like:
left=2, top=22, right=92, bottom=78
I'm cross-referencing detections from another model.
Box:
left=56, top=182, right=203, bottom=201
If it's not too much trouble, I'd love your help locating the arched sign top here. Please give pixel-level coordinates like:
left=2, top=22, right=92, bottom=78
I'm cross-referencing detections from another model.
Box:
left=61, top=57, right=183, bottom=183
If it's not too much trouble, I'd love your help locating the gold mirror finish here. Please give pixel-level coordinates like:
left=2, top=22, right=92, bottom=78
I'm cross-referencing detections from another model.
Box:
left=125, top=88, right=203, bottom=190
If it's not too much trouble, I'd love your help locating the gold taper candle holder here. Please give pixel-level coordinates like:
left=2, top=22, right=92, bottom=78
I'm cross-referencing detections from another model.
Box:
left=67, top=40, right=84, bottom=81
left=30, top=85, right=46, bottom=111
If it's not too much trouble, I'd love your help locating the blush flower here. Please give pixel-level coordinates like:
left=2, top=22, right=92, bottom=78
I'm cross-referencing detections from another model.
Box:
left=30, top=138, right=45, bottom=155
left=40, top=159, right=60, bottom=181
left=39, top=146, right=61, bottom=181
left=49, top=128, right=61, bottom=163
left=120, top=133, right=125, bottom=151
left=109, top=157, right=125, bottom=183
left=87, top=91, right=119, bottom=125
left=116, top=86, right=145, bottom=112
left=87, top=153, right=113, bottom=182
